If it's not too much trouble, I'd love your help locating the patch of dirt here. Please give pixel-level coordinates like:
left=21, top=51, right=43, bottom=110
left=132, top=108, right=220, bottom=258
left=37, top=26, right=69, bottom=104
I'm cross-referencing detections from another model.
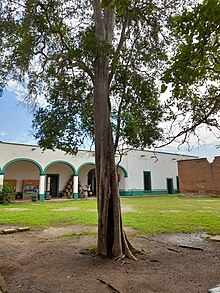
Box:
left=52, top=207, right=81, bottom=211
left=159, top=210, right=181, bottom=213
left=0, top=225, right=219, bottom=293
left=3, top=208, right=29, bottom=211
left=121, top=205, right=136, bottom=212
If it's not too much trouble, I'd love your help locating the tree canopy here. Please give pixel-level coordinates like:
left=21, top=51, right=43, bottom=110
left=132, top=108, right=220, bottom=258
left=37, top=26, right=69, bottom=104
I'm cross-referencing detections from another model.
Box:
left=162, top=0, right=220, bottom=144
left=0, top=0, right=180, bottom=153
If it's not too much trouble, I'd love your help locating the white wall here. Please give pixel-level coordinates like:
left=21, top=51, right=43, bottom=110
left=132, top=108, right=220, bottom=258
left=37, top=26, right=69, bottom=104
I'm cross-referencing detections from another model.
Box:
left=120, top=150, right=196, bottom=191
left=0, top=142, right=95, bottom=171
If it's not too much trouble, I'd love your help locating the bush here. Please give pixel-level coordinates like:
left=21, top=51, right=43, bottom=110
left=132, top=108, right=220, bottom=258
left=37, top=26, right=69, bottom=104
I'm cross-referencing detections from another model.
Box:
left=0, top=184, right=15, bottom=204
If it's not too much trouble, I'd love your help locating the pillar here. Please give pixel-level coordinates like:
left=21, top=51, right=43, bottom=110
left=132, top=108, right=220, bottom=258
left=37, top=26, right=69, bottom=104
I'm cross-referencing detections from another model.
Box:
left=0, top=174, right=4, bottom=190
left=39, top=174, right=46, bottom=202
left=73, top=175, right=78, bottom=200
left=124, top=177, right=128, bottom=191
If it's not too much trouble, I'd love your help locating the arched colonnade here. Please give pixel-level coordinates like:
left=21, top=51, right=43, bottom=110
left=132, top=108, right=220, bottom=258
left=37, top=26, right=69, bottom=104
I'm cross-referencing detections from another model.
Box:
left=0, top=158, right=128, bottom=201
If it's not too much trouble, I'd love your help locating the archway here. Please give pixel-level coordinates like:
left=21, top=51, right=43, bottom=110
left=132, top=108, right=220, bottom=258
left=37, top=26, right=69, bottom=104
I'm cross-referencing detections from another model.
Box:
left=44, top=161, right=76, bottom=198
left=2, top=158, right=43, bottom=200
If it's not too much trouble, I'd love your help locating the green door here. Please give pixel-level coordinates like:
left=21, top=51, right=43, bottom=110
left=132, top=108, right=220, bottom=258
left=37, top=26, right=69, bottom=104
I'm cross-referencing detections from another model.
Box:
left=166, top=178, right=173, bottom=194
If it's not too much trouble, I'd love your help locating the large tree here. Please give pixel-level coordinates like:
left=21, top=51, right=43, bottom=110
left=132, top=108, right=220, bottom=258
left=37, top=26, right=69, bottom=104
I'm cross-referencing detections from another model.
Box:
left=0, top=0, right=194, bottom=259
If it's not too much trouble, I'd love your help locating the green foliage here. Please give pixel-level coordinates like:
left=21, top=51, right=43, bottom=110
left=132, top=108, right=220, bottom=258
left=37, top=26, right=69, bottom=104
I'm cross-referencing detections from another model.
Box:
left=0, top=0, right=193, bottom=152
left=163, top=0, right=220, bottom=136
left=0, top=184, right=14, bottom=205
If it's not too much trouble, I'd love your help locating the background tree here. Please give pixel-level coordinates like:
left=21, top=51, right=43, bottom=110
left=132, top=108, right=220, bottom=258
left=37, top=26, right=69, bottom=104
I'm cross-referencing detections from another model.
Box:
left=162, top=0, right=220, bottom=146
left=0, top=0, right=193, bottom=259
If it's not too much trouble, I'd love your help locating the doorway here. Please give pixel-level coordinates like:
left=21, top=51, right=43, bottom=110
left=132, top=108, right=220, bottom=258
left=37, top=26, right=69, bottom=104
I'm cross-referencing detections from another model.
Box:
left=46, top=174, right=59, bottom=197
left=166, top=178, right=173, bottom=194
left=143, top=171, right=151, bottom=191
left=88, top=169, right=96, bottom=196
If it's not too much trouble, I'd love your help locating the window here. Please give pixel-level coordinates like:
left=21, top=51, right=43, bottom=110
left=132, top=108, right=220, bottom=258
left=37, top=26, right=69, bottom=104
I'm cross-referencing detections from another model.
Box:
left=143, top=171, right=151, bottom=191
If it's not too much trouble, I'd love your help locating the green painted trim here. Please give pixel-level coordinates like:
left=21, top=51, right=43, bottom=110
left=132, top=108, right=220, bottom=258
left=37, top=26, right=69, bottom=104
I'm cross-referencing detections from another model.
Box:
left=0, top=170, right=4, bottom=175
left=119, top=191, right=131, bottom=196
left=116, top=164, right=128, bottom=178
left=44, top=160, right=76, bottom=175
left=39, top=194, right=45, bottom=202
left=2, top=158, right=44, bottom=175
left=173, top=189, right=179, bottom=194
left=119, top=189, right=168, bottom=196
left=73, top=192, right=78, bottom=200
left=77, top=162, right=95, bottom=174
left=77, top=162, right=128, bottom=178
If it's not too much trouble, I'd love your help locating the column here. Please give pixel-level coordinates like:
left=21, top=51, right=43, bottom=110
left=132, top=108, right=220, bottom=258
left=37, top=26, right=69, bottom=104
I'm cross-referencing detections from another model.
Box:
left=39, top=174, right=46, bottom=202
left=73, top=175, right=78, bottom=200
left=124, top=177, right=128, bottom=191
left=0, top=174, right=4, bottom=190
left=124, top=177, right=130, bottom=196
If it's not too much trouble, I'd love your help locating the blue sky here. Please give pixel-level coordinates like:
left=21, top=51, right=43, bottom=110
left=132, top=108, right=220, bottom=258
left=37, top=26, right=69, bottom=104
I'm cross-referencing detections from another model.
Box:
left=1, top=87, right=220, bottom=161
left=0, top=89, right=36, bottom=145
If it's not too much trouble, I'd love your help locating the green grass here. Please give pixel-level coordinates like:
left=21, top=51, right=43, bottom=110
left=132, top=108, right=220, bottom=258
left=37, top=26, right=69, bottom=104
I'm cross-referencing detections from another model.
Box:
left=0, top=195, right=220, bottom=235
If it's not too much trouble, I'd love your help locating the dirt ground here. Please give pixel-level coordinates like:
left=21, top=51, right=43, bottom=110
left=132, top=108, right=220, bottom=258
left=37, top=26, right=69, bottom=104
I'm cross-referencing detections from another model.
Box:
left=0, top=224, right=219, bottom=293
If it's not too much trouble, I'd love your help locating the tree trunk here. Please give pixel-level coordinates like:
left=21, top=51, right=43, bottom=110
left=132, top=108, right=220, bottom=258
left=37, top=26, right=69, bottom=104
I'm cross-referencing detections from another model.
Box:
left=92, top=1, right=136, bottom=260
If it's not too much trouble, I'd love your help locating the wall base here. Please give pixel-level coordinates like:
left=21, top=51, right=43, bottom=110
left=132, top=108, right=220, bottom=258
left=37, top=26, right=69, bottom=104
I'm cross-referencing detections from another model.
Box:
left=39, top=194, right=45, bottom=202
left=119, top=189, right=179, bottom=196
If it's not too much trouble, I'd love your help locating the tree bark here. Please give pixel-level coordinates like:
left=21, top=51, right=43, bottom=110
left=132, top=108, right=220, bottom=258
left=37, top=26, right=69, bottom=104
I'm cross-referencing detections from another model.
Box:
left=92, top=0, right=136, bottom=259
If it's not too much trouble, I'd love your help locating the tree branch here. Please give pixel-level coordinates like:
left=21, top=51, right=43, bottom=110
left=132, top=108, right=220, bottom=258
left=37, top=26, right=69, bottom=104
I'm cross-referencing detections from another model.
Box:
left=109, top=11, right=129, bottom=84
left=157, top=96, right=220, bottom=149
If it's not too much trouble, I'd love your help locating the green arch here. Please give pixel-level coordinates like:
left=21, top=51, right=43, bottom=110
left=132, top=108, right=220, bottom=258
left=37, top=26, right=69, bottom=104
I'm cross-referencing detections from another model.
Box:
left=44, top=160, right=77, bottom=175
left=77, top=162, right=128, bottom=178
left=2, top=158, right=44, bottom=175
left=116, top=164, right=128, bottom=178
left=77, top=162, right=95, bottom=175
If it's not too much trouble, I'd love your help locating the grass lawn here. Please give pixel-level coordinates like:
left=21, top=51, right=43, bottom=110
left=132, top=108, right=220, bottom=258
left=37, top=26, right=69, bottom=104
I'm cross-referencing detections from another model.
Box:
left=0, top=195, right=220, bottom=235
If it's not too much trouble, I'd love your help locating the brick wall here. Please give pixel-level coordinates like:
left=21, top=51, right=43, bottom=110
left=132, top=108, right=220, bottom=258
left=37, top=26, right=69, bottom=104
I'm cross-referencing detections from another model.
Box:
left=178, top=157, right=220, bottom=196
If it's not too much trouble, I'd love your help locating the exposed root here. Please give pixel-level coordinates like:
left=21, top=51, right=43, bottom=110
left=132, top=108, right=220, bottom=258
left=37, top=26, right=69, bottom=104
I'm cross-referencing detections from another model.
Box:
left=97, top=278, right=121, bottom=293
left=113, top=255, right=125, bottom=261
left=178, top=244, right=203, bottom=251
left=132, top=248, right=149, bottom=256
left=120, top=261, right=131, bottom=266
left=121, top=230, right=137, bottom=260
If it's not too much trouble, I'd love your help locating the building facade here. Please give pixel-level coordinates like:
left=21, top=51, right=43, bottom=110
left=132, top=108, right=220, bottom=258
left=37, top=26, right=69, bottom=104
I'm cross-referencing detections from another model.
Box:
left=0, top=141, right=195, bottom=201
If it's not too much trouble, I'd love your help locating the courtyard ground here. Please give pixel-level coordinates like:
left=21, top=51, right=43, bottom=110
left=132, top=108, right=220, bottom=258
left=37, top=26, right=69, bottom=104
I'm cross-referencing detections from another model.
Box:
left=0, top=224, right=219, bottom=293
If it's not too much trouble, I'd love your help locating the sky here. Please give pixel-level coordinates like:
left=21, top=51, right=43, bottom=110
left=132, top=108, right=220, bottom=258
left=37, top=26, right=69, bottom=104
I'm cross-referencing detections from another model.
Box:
left=0, top=84, right=220, bottom=162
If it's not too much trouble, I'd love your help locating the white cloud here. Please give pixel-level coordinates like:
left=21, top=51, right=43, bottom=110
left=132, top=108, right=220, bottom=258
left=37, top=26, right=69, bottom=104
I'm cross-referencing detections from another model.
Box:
left=12, top=131, right=37, bottom=145
left=7, top=80, right=28, bottom=101
left=6, top=80, right=47, bottom=108
left=0, top=131, right=7, bottom=137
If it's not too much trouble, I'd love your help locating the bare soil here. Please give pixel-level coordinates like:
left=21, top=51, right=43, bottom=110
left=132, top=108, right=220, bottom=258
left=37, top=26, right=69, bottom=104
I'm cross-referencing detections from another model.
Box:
left=0, top=225, right=219, bottom=293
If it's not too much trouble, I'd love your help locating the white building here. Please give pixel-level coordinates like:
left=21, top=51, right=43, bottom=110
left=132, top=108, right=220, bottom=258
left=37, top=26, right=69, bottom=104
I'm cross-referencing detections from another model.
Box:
left=0, top=141, right=196, bottom=201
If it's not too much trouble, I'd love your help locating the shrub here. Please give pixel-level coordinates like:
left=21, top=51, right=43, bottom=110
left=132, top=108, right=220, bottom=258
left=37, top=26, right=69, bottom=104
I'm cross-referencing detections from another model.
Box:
left=0, top=184, right=15, bottom=204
